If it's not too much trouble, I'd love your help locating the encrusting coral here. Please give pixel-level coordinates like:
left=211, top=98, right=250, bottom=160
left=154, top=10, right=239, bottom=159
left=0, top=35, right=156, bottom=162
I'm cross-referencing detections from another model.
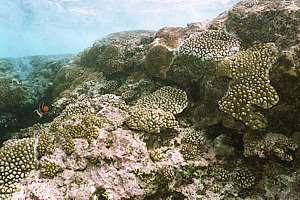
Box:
left=218, top=43, right=279, bottom=129
left=179, top=30, right=240, bottom=61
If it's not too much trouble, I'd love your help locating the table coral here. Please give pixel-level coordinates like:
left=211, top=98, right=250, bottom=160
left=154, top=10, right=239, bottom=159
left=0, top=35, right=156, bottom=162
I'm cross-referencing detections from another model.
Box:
left=179, top=30, right=240, bottom=61
left=218, top=43, right=279, bottom=129
left=126, top=106, right=179, bottom=134
left=126, top=86, right=187, bottom=133
left=136, top=86, right=188, bottom=115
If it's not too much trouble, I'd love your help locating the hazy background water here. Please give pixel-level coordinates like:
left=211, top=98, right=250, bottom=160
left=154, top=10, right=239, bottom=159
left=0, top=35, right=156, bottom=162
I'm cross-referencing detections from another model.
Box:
left=0, top=0, right=239, bottom=58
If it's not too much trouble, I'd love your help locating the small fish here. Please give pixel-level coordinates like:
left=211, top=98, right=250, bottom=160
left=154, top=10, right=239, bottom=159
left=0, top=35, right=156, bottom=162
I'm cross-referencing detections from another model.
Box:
left=34, top=101, right=49, bottom=118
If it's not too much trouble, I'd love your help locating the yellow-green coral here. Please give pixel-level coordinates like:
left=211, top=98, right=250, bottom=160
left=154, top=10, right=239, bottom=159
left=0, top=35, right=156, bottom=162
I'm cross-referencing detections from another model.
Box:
left=209, top=166, right=231, bottom=181
left=209, top=165, right=255, bottom=189
left=126, top=106, right=178, bottom=134
left=0, top=138, right=36, bottom=198
left=218, top=43, right=279, bottom=129
left=62, top=133, right=76, bottom=155
left=231, top=167, right=255, bottom=189
left=155, top=165, right=176, bottom=185
left=37, top=131, right=55, bottom=156
left=40, top=161, right=61, bottom=178
left=180, top=129, right=207, bottom=160
left=136, top=86, right=188, bottom=115
left=243, top=132, right=298, bottom=161
left=179, top=30, right=240, bottom=61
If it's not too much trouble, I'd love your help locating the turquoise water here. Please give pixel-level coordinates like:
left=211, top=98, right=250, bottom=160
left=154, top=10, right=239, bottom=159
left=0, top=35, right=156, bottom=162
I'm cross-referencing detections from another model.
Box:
left=0, top=0, right=239, bottom=58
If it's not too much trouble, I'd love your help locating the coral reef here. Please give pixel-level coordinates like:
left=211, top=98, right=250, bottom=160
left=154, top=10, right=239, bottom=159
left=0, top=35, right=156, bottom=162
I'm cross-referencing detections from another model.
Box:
left=145, top=44, right=174, bottom=78
left=117, top=78, right=156, bottom=103
left=225, top=0, right=300, bottom=48
left=0, top=0, right=299, bottom=199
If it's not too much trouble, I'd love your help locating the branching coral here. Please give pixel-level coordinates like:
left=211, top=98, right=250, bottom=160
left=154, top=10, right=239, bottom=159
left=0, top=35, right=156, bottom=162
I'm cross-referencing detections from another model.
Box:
left=243, top=132, right=298, bottom=161
left=179, top=30, right=240, bottom=61
left=0, top=138, right=36, bottom=198
left=218, top=43, right=279, bottom=129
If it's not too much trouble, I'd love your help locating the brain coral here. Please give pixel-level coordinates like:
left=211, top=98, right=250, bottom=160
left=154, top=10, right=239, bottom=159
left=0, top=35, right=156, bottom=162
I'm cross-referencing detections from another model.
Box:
left=179, top=30, right=240, bottom=61
left=218, top=43, right=279, bottom=129
left=0, top=138, right=36, bottom=198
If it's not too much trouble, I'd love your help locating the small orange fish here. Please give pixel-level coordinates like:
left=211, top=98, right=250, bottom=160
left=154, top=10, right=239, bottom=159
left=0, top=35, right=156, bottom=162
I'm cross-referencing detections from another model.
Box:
left=40, top=102, right=49, bottom=113
left=34, top=101, right=49, bottom=118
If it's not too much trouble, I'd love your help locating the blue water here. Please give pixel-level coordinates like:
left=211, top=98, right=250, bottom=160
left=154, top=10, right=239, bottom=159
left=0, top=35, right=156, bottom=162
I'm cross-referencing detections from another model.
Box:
left=0, top=0, right=239, bottom=58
